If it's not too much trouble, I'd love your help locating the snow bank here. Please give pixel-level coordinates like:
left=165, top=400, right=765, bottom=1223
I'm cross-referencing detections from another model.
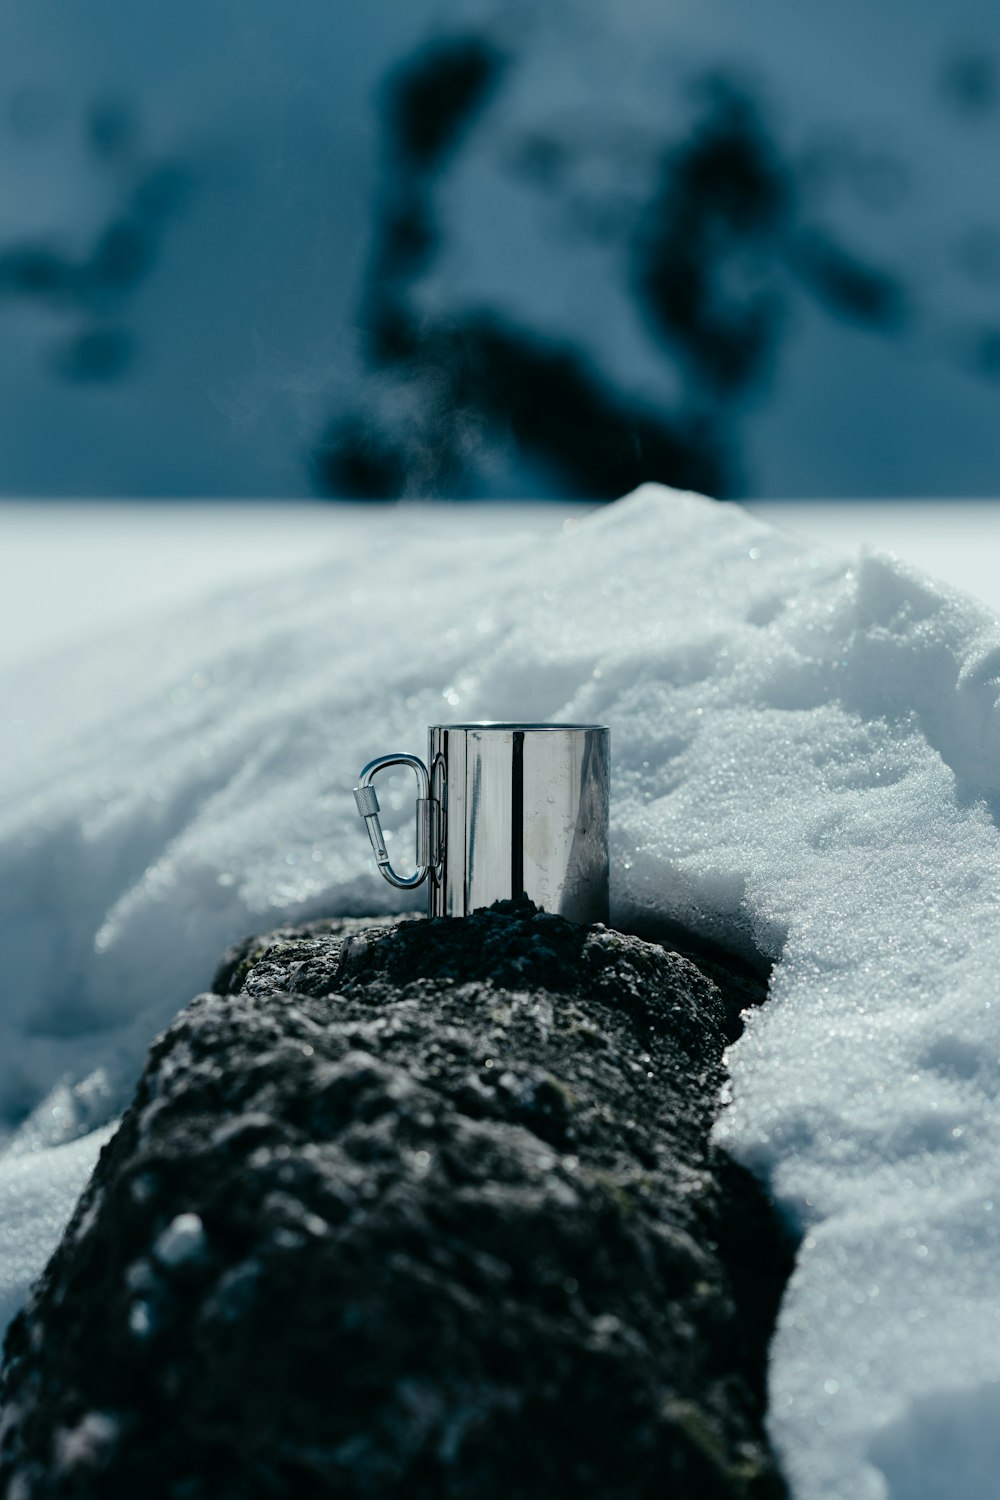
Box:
left=4, top=488, right=1000, bottom=1499
left=0, top=1125, right=115, bottom=1337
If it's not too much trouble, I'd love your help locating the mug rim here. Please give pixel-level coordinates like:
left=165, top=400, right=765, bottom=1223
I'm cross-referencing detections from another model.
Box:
left=430, top=722, right=609, bottom=732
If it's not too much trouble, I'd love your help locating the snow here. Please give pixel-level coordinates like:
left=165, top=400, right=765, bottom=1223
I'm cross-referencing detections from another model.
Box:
left=152, top=1212, right=206, bottom=1269
left=0, top=1124, right=115, bottom=1336
left=3, top=487, right=1000, bottom=1498
left=0, top=502, right=337, bottom=672
left=749, top=502, right=1000, bottom=621
left=0, top=501, right=579, bottom=672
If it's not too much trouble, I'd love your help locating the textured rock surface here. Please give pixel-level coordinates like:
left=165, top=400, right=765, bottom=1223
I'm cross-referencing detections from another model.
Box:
left=0, top=906, right=794, bottom=1499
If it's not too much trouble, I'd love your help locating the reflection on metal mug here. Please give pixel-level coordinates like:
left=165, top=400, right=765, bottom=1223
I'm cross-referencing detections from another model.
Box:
left=354, top=723, right=609, bottom=924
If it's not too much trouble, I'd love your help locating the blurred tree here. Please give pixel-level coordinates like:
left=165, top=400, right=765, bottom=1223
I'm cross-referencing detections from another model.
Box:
left=0, top=98, right=191, bottom=384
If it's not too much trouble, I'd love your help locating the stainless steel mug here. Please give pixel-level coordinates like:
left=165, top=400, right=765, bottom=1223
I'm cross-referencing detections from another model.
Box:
left=354, top=723, right=609, bottom=923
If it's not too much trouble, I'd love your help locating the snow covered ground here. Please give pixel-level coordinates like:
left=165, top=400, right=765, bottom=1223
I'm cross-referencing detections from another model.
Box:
left=3, top=498, right=999, bottom=673
left=3, top=491, right=1000, bottom=1499
left=752, top=502, right=1000, bottom=621
left=0, top=501, right=581, bottom=671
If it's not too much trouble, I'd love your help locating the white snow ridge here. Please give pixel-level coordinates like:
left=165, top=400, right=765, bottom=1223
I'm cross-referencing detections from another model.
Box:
left=3, top=486, right=1000, bottom=1500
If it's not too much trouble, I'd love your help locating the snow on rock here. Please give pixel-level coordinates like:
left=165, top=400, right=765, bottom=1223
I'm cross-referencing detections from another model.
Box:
left=152, top=1212, right=207, bottom=1270
left=3, top=487, right=1000, bottom=1499
left=0, top=1125, right=115, bottom=1338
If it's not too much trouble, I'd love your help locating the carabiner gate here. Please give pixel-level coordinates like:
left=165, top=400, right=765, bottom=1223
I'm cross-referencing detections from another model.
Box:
left=353, top=753, right=438, bottom=890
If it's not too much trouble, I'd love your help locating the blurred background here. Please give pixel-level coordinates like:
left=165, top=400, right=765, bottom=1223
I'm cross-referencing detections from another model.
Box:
left=2, top=0, right=1000, bottom=648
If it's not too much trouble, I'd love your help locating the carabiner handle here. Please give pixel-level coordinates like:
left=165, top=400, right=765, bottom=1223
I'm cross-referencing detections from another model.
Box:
left=354, top=753, right=435, bottom=890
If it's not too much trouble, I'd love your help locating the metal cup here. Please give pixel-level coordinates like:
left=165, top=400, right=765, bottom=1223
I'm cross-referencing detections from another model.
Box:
left=354, top=723, right=609, bottom=923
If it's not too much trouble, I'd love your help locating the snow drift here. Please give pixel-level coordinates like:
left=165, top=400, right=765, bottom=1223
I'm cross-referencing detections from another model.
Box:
left=3, top=487, right=1000, bottom=1500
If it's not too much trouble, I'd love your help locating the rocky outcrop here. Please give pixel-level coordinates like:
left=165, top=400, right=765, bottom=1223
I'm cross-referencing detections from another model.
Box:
left=0, top=905, right=794, bottom=1499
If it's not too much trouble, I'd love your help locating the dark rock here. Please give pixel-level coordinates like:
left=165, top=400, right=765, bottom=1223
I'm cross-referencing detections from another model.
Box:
left=0, top=905, right=793, bottom=1499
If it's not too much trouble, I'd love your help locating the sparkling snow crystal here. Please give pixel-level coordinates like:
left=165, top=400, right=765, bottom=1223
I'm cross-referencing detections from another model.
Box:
left=3, top=487, right=1000, bottom=1500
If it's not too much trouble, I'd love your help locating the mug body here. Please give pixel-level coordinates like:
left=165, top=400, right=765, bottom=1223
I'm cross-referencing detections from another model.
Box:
left=428, top=723, right=609, bottom=923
